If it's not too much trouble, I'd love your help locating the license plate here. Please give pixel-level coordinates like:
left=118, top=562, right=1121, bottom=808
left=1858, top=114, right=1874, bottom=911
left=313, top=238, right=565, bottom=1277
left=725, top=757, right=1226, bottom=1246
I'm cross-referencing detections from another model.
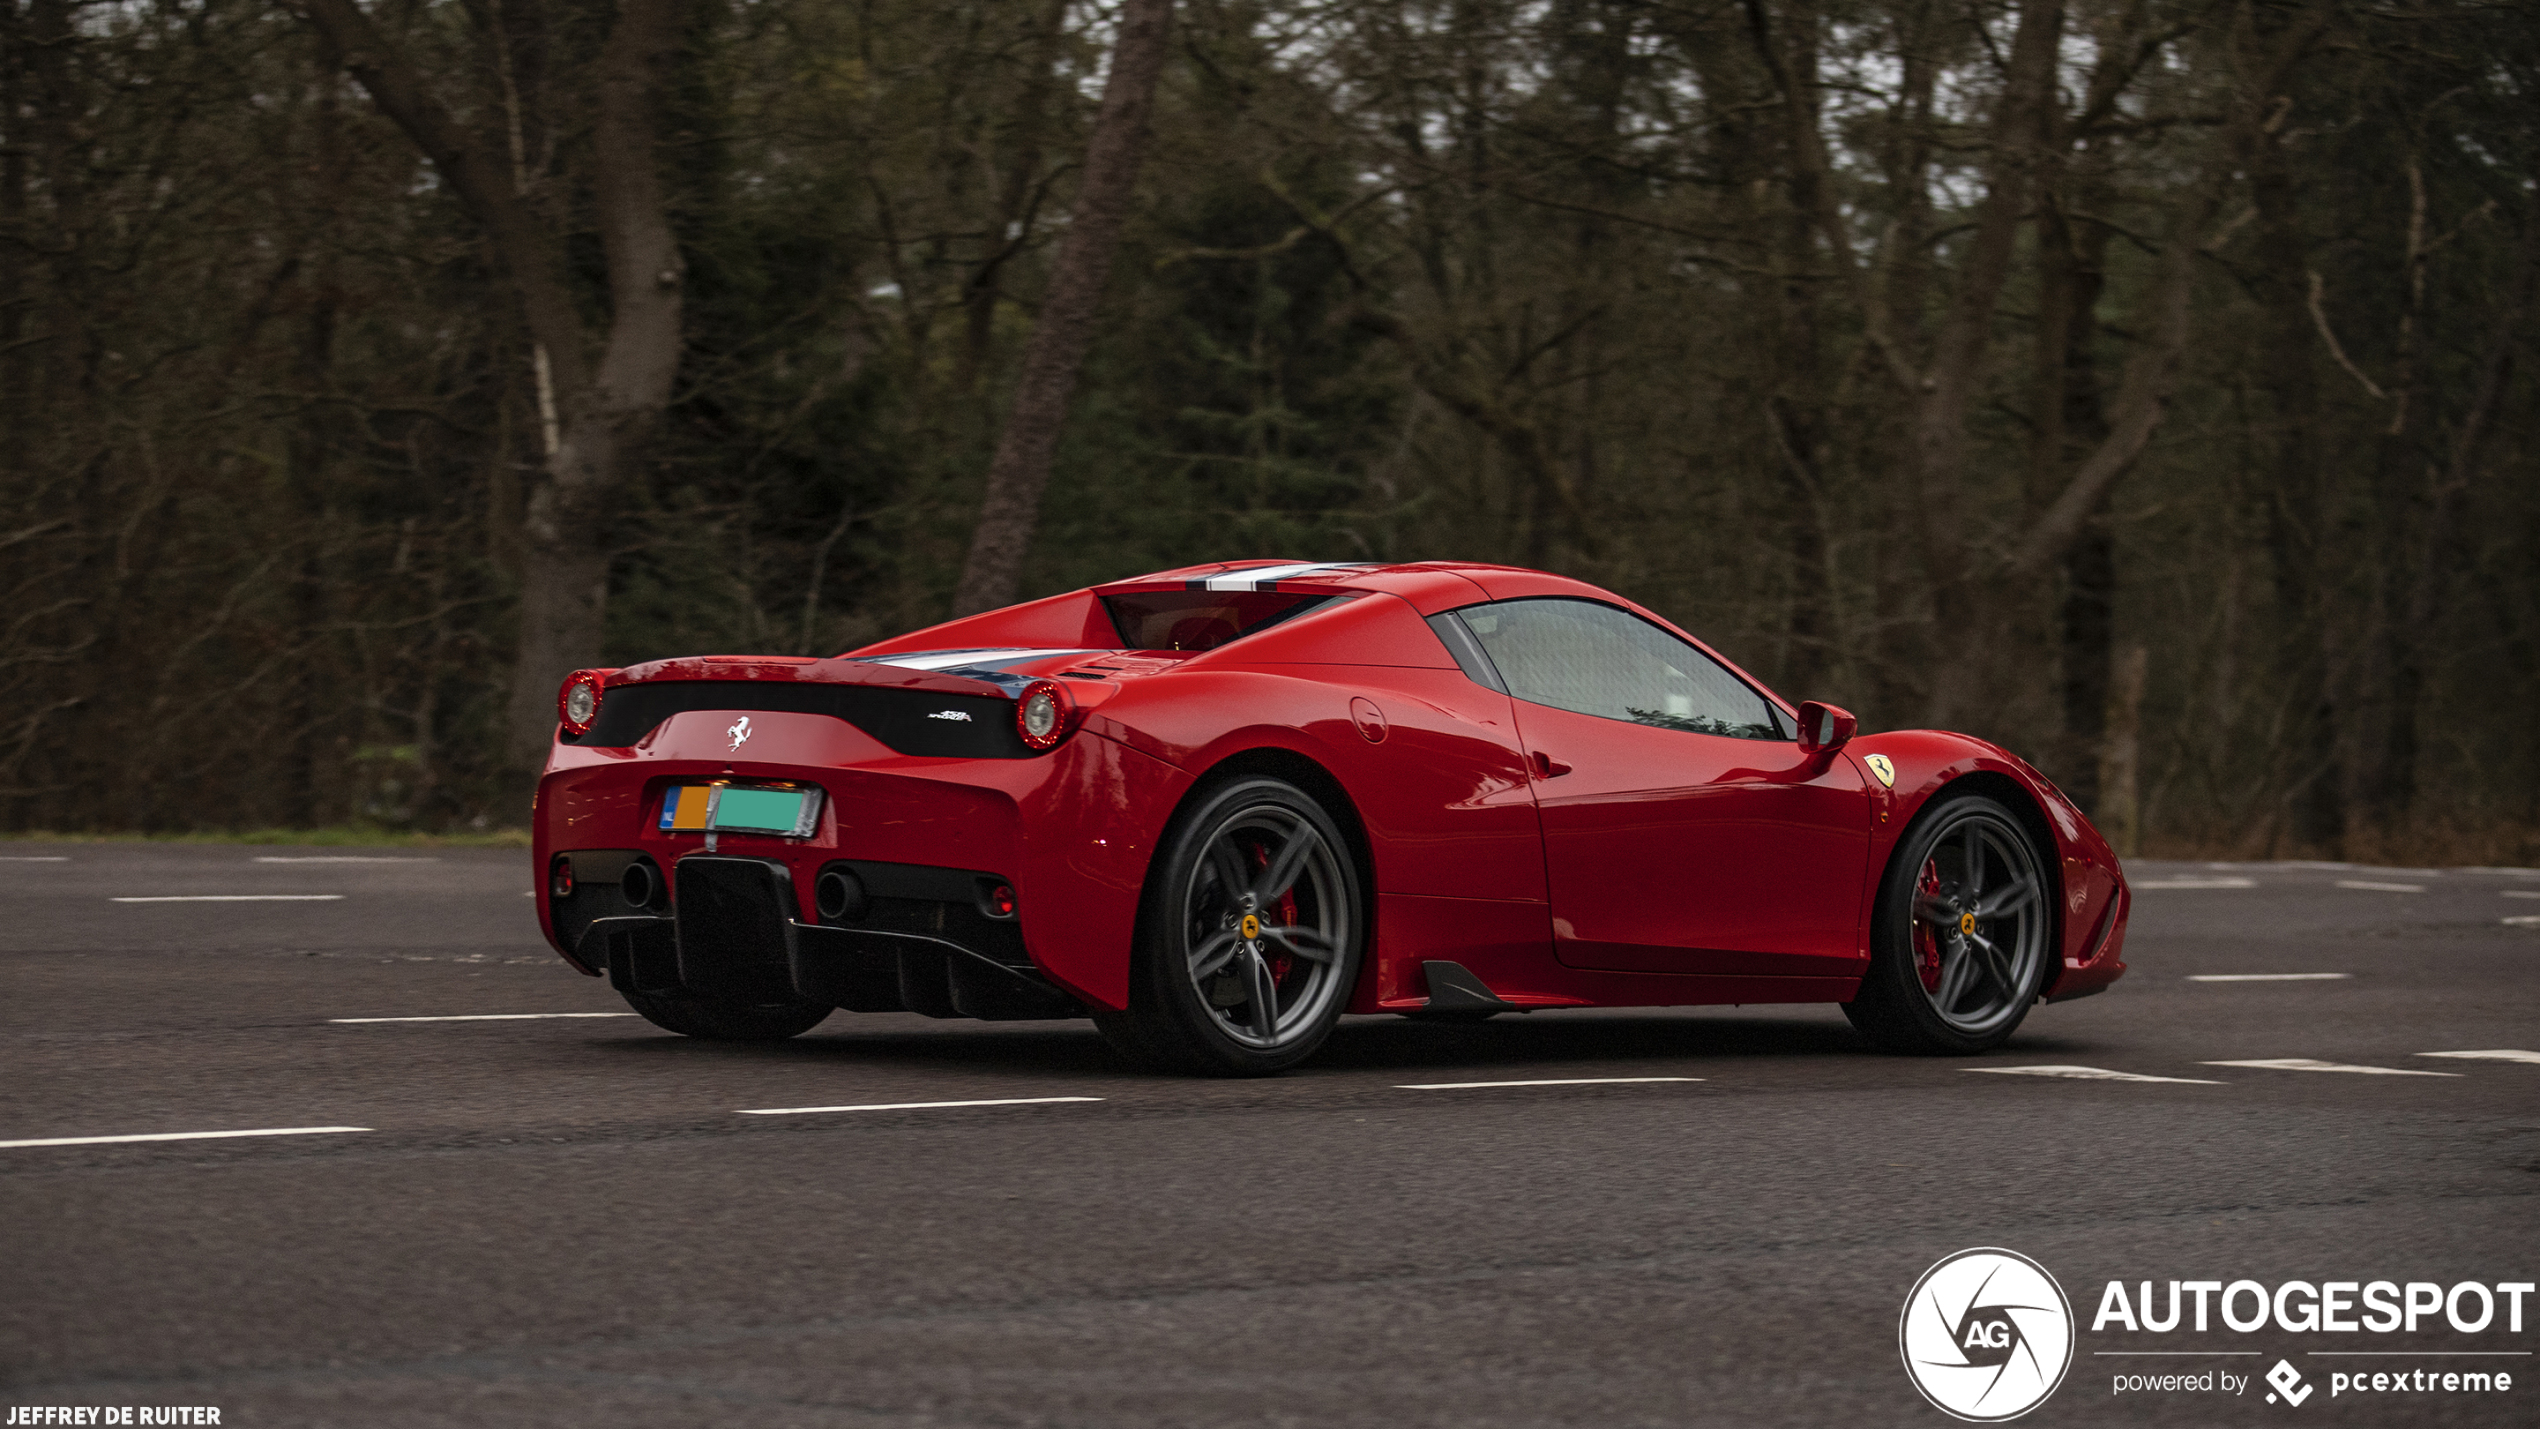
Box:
left=658, top=782, right=821, bottom=837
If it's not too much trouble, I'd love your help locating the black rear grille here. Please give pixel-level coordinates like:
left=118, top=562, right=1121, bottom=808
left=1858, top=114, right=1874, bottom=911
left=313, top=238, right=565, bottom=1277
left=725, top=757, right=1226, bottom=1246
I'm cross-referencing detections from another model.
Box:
left=566, top=679, right=1025, bottom=757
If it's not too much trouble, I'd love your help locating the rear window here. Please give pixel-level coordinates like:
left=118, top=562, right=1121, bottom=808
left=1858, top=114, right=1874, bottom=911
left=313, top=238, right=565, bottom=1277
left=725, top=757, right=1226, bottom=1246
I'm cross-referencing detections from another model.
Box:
left=1103, top=591, right=1340, bottom=652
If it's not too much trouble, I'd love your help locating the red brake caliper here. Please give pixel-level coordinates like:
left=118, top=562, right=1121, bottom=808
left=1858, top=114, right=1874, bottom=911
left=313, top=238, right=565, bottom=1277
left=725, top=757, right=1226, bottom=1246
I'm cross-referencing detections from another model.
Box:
left=1914, top=858, right=1944, bottom=992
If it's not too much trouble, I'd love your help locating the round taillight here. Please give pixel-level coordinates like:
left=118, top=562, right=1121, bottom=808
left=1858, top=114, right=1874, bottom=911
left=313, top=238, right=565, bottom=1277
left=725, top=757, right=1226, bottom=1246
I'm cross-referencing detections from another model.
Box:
left=1015, top=679, right=1071, bottom=751
left=989, top=883, right=1017, bottom=918
left=557, top=669, right=608, bottom=735
left=549, top=855, right=575, bottom=899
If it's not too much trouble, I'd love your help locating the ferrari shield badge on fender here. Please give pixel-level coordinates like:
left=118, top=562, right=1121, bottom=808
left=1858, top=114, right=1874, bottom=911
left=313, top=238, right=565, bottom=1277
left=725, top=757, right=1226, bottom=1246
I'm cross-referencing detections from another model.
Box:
left=1865, top=753, right=1896, bottom=788
left=727, top=715, right=752, bottom=753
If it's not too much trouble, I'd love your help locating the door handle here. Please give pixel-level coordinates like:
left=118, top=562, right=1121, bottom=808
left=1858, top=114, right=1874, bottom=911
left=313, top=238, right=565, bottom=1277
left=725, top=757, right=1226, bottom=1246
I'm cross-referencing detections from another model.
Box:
left=1531, top=751, right=1572, bottom=779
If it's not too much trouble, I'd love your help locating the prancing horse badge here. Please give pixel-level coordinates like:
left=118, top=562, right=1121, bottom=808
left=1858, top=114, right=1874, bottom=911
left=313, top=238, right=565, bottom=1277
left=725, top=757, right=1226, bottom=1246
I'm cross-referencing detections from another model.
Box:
left=1864, top=753, right=1895, bottom=788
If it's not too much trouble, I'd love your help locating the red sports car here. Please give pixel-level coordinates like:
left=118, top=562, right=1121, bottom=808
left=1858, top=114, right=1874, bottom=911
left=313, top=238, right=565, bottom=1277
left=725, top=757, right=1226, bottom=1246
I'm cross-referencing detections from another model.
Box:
left=534, top=560, right=2128, bottom=1074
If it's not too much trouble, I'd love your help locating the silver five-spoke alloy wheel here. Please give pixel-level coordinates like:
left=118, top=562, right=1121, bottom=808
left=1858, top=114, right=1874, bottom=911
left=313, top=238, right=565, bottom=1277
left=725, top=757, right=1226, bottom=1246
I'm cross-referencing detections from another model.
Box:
left=1905, top=805, right=2047, bottom=1038
left=1179, top=798, right=1354, bottom=1050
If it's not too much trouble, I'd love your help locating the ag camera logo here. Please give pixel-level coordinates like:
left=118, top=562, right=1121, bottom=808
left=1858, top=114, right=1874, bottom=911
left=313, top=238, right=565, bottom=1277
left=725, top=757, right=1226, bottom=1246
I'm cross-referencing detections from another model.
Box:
left=1901, top=1248, right=2076, bottom=1421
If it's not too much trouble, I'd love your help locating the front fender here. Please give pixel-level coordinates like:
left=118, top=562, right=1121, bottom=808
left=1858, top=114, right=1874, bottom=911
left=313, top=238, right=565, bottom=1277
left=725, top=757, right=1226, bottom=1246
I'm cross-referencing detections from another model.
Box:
left=1847, top=730, right=2127, bottom=1000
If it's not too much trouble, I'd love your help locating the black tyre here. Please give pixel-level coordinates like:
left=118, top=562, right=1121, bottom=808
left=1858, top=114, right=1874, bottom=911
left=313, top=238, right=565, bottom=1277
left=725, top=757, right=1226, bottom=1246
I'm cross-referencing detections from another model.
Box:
left=618, top=987, right=831, bottom=1042
left=1099, top=776, right=1365, bottom=1076
left=1844, top=793, right=2051, bottom=1055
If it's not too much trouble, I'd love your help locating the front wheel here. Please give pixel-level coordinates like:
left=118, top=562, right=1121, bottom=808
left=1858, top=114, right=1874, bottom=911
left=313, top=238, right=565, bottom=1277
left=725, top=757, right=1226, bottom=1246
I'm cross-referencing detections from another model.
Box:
left=1844, top=794, right=2051, bottom=1055
left=1099, top=777, right=1365, bottom=1076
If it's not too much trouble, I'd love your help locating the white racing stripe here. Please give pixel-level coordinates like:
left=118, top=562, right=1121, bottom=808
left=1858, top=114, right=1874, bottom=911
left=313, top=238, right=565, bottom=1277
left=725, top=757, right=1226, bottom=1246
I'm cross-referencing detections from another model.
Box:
left=1199, top=561, right=1371, bottom=591
left=2135, top=877, right=2256, bottom=889
left=2335, top=879, right=2424, bottom=893
left=739, top=1097, right=1103, bottom=1115
left=1966, top=1065, right=2221, bottom=1084
left=330, top=1013, right=638, bottom=1023
left=253, top=856, right=439, bottom=864
left=1395, top=1077, right=1702, bottom=1090
left=2418, top=1050, right=2540, bottom=1065
left=2187, top=973, right=2351, bottom=982
left=111, top=894, right=345, bottom=903
left=0, top=1126, right=371, bottom=1150
left=2203, top=1058, right=2459, bottom=1077
left=859, top=648, right=1096, bottom=672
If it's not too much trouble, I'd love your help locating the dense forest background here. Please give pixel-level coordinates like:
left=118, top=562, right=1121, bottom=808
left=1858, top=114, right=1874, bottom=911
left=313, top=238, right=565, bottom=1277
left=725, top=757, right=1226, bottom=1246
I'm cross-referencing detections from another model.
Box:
left=3, top=0, right=2535, bottom=862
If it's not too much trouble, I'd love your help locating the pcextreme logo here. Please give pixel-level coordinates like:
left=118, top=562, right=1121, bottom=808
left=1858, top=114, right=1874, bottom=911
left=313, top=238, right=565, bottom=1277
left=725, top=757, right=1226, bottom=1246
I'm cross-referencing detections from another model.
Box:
left=1901, top=1248, right=2077, bottom=1421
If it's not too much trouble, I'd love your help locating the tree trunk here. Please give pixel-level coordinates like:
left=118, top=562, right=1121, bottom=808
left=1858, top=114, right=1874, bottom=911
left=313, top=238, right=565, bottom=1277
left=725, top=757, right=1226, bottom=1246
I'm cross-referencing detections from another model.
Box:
left=2376, top=195, right=2540, bottom=825
left=293, top=0, right=691, bottom=771
left=949, top=0, right=1176, bottom=618
left=2251, top=127, right=2343, bottom=854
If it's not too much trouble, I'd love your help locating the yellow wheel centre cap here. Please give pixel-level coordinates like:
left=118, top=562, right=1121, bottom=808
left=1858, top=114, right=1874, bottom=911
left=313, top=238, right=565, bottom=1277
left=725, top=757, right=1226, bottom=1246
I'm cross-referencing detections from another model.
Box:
left=1241, top=914, right=1261, bottom=941
left=1958, top=911, right=1977, bottom=936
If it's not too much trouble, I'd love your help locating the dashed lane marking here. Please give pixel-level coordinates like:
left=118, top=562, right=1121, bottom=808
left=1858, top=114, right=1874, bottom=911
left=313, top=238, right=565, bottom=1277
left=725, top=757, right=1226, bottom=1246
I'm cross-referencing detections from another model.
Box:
left=0, top=856, right=69, bottom=862
left=2418, top=1050, right=2540, bottom=1065
left=2506, top=915, right=2540, bottom=927
left=2187, top=973, right=2351, bottom=982
left=2335, top=880, right=2425, bottom=893
left=1966, top=1065, right=2222, bottom=1084
left=2134, top=877, right=2257, bottom=889
left=253, top=855, right=439, bottom=864
left=739, top=1097, right=1104, bottom=1115
left=2503, top=890, right=2540, bottom=899
left=329, top=1013, right=639, bottom=1023
left=2203, top=1058, right=2460, bottom=1077
left=0, top=1126, right=371, bottom=1150
left=1395, top=1077, right=1703, bottom=1090
left=110, top=894, right=346, bottom=903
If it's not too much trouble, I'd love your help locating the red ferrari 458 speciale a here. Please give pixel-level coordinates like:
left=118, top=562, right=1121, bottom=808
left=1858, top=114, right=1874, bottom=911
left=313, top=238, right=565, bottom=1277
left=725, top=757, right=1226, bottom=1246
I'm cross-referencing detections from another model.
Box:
left=534, top=560, right=2128, bottom=1074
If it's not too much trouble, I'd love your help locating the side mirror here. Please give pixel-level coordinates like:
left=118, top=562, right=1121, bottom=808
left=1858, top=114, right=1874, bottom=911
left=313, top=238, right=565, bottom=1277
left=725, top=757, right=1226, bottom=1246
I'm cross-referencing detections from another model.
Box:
left=1795, top=701, right=1856, bottom=754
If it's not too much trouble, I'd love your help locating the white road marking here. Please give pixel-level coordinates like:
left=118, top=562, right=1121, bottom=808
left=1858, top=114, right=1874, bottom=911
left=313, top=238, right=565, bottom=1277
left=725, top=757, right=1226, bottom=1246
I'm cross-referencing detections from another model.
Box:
left=2203, top=1058, right=2460, bottom=1077
left=2187, top=973, right=2351, bottom=981
left=2460, top=866, right=2540, bottom=878
left=329, top=1013, right=639, bottom=1023
left=2505, top=915, right=2540, bottom=927
left=2135, top=877, right=2257, bottom=889
left=1394, top=1077, right=1703, bottom=1090
left=2502, top=890, right=2540, bottom=899
left=0, top=1126, right=371, bottom=1150
left=110, top=894, right=345, bottom=903
left=1966, top=1065, right=2222, bottom=1084
left=2418, top=1050, right=2540, bottom=1065
left=253, top=855, right=439, bottom=864
left=2335, top=879, right=2424, bottom=893
left=0, top=855, right=69, bottom=861
left=739, top=1097, right=1103, bottom=1115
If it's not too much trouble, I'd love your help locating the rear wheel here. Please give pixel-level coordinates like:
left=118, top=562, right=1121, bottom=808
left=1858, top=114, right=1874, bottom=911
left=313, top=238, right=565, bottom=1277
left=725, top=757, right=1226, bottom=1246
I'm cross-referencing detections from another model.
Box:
left=1099, top=777, right=1364, bottom=1076
left=618, top=987, right=831, bottom=1042
left=1844, top=794, right=2051, bottom=1055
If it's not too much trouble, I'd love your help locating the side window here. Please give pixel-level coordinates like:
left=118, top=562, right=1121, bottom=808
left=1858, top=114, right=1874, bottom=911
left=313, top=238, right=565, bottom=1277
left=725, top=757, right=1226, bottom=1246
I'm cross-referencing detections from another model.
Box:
left=1454, top=598, right=1781, bottom=740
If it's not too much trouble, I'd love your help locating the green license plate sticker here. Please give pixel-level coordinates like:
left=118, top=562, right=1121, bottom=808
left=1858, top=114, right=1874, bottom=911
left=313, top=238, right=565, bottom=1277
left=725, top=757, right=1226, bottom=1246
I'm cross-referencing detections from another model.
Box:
left=710, top=786, right=816, bottom=836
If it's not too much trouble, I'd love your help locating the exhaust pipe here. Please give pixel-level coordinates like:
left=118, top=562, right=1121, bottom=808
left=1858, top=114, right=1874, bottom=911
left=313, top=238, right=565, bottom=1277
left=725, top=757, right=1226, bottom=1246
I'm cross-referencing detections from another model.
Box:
left=815, top=867, right=868, bottom=923
left=620, top=860, right=663, bottom=912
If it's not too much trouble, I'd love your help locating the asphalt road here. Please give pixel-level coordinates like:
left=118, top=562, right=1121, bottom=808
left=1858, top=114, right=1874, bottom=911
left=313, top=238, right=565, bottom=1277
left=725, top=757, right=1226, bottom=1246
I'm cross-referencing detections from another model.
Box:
left=3, top=845, right=2535, bottom=1428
